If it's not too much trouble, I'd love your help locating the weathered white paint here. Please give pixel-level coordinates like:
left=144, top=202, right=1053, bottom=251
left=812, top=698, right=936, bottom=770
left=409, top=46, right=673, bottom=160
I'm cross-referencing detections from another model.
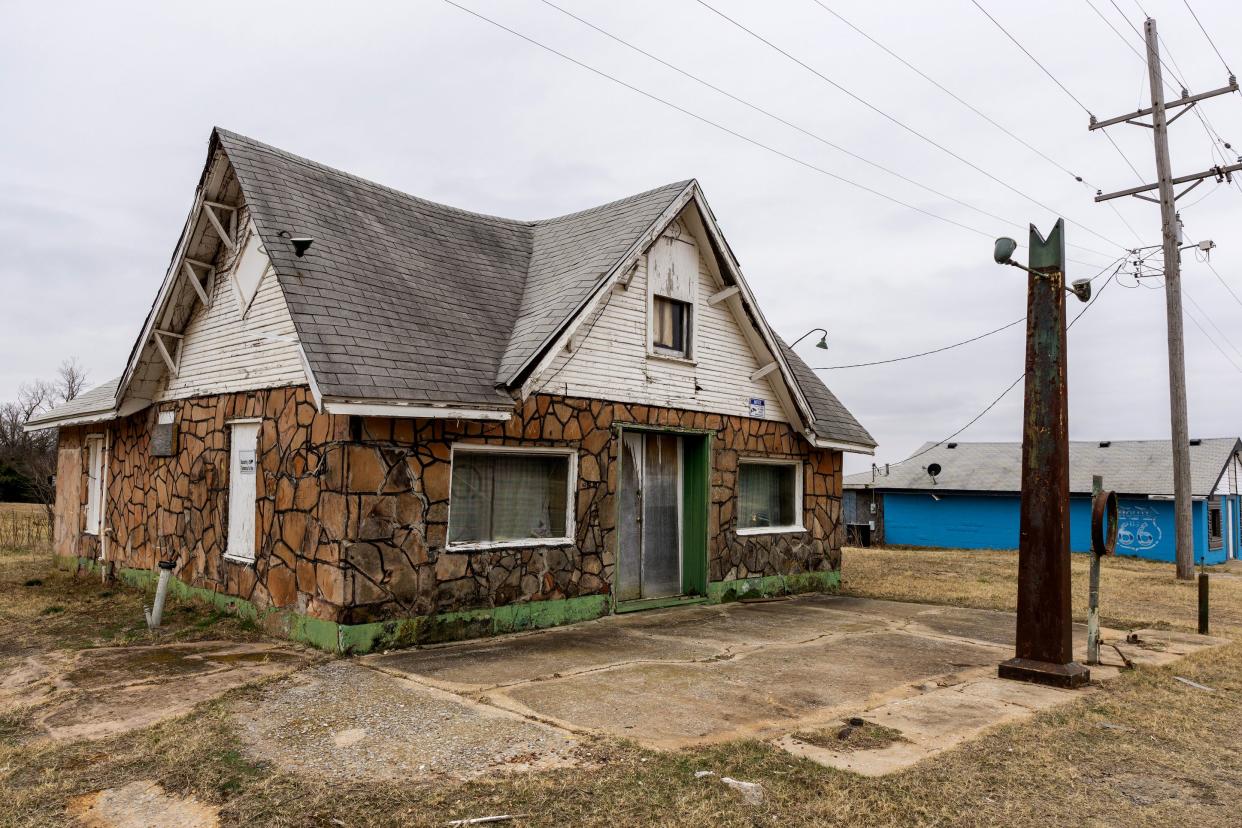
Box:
left=155, top=240, right=305, bottom=402
left=322, top=401, right=512, bottom=420
left=535, top=219, right=789, bottom=422
left=85, top=436, right=104, bottom=535
left=230, top=226, right=269, bottom=315
left=225, top=421, right=259, bottom=563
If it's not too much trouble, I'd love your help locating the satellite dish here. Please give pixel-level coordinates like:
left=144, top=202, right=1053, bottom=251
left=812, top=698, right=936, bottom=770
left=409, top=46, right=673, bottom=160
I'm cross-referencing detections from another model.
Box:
left=927, top=463, right=942, bottom=482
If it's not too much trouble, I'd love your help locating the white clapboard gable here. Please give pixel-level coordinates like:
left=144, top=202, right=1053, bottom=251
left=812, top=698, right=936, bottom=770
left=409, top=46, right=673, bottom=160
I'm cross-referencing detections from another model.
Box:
left=534, top=217, right=788, bottom=422
left=156, top=236, right=306, bottom=401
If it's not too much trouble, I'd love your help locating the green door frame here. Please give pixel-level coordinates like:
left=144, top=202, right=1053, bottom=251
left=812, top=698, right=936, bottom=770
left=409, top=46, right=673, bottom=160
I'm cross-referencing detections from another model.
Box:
left=612, top=424, right=711, bottom=608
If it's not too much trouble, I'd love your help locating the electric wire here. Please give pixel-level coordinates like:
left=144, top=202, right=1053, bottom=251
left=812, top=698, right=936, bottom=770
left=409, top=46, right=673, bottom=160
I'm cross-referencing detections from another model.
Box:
left=1181, top=0, right=1233, bottom=75
left=807, top=1, right=1088, bottom=187
left=899, top=259, right=1124, bottom=464
left=1205, top=259, right=1242, bottom=308
left=811, top=317, right=1025, bottom=370
left=442, top=0, right=1108, bottom=267
left=1183, top=289, right=1242, bottom=361
left=970, top=0, right=1148, bottom=188
left=533, top=0, right=1114, bottom=260
left=693, top=0, right=1131, bottom=253
left=1184, top=301, right=1242, bottom=371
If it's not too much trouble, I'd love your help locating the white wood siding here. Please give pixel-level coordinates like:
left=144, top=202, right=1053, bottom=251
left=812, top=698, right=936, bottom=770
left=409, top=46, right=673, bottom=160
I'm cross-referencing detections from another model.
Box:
left=535, top=224, right=788, bottom=422
left=156, top=246, right=306, bottom=401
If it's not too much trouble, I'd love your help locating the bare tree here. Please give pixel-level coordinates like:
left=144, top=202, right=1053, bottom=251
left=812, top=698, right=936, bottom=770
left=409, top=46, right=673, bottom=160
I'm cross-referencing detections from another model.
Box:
left=0, top=359, right=88, bottom=523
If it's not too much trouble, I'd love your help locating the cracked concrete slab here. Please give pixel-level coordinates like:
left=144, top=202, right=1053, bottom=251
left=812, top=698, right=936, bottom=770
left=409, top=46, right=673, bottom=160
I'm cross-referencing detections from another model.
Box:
left=1, top=641, right=314, bottom=742
left=367, top=594, right=1230, bottom=772
left=235, top=660, right=579, bottom=782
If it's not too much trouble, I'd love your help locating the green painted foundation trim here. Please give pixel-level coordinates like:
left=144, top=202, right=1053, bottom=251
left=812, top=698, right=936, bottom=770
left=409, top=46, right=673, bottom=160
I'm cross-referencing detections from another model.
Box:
left=60, top=555, right=838, bottom=653
left=707, top=569, right=841, bottom=603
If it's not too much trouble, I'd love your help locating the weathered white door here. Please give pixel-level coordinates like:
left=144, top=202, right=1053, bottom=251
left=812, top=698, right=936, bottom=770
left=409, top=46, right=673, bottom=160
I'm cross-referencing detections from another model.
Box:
left=226, top=421, right=259, bottom=562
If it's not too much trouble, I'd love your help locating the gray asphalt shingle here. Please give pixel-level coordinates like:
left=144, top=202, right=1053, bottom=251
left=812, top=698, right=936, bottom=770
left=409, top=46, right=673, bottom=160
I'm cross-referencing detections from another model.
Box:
left=117, top=128, right=876, bottom=447
left=844, top=438, right=1241, bottom=496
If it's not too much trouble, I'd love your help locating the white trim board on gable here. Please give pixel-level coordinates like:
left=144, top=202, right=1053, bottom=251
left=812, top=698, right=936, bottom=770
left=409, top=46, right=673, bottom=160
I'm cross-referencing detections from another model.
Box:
left=156, top=234, right=305, bottom=402
left=533, top=217, right=790, bottom=423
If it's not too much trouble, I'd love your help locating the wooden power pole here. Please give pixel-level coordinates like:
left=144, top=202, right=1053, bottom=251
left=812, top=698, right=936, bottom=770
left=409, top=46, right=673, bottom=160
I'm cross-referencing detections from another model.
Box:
left=1091, top=17, right=1240, bottom=580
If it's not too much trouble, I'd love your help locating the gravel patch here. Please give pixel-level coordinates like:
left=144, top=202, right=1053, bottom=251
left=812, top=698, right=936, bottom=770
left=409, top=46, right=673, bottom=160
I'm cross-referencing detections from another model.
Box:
left=235, top=660, right=579, bottom=781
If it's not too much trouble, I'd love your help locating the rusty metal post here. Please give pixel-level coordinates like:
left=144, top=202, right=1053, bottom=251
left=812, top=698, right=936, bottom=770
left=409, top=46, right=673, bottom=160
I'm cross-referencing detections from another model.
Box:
left=998, top=219, right=1090, bottom=689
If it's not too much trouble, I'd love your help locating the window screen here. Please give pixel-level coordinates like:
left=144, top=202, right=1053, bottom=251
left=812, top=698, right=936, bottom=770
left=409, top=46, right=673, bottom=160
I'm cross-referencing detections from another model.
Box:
left=449, top=452, right=571, bottom=544
left=737, top=462, right=799, bottom=529
left=652, top=296, right=690, bottom=355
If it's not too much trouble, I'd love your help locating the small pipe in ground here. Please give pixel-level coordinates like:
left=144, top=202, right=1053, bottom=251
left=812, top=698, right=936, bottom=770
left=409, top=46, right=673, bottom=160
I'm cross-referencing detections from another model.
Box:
left=144, top=561, right=175, bottom=630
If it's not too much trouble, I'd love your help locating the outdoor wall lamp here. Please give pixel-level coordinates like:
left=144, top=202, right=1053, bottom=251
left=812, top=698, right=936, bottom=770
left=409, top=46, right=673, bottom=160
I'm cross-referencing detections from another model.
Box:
left=790, top=327, right=829, bottom=349
left=993, top=237, right=1091, bottom=303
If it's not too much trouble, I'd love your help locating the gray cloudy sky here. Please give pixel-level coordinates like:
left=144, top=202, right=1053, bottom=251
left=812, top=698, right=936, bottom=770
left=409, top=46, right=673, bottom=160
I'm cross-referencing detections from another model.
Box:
left=2, top=0, right=1239, bottom=473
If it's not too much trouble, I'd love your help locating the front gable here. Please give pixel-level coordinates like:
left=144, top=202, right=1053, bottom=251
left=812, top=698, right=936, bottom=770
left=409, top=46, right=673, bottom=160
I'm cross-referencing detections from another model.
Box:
left=119, top=144, right=312, bottom=412
left=530, top=209, right=791, bottom=423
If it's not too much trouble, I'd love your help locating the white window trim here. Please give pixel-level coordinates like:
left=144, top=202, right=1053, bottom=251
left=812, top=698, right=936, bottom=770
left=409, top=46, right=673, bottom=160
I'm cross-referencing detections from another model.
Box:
left=446, top=443, right=578, bottom=551
left=735, top=457, right=806, bottom=535
left=84, top=435, right=104, bottom=536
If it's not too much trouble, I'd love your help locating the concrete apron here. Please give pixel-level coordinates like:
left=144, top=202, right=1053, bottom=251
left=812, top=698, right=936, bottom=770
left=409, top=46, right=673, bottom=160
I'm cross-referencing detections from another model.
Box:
left=364, top=594, right=1229, bottom=775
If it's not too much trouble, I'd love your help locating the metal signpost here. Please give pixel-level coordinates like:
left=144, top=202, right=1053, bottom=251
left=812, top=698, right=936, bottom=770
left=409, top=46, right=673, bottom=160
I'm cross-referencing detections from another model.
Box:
left=994, top=220, right=1091, bottom=689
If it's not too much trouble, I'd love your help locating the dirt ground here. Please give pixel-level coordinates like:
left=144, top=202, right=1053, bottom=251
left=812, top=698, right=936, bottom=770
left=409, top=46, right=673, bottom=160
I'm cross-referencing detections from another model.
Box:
left=2, top=541, right=1240, bottom=827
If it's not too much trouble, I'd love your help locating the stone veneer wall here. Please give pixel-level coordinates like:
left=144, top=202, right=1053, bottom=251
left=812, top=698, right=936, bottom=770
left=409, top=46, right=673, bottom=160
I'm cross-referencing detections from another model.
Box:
left=56, top=388, right=842, bottom=628
left=342, top=394, right=842, bottom=623
left=58, top=387, right=350, bottom=622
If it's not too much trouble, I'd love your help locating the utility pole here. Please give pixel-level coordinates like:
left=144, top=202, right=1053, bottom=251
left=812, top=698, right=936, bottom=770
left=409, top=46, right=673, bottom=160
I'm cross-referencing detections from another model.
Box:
left=1091, top=17, right=1240, bottom=581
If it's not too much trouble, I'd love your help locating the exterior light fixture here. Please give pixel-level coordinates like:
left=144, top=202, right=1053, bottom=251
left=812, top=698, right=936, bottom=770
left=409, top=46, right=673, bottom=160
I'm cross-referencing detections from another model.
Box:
left=790, top=327, right=829, bottom=349
left=994, top=237, right=1089, bottom=304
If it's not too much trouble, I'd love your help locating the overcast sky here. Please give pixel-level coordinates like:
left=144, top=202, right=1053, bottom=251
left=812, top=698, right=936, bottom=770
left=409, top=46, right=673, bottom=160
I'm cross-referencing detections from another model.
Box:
left=2, top=0, right=1240, bottom=473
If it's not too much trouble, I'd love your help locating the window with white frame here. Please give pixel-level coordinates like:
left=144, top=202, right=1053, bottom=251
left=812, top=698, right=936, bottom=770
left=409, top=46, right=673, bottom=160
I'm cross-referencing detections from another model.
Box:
left=85, top=436, right=104, bottom=535
left=737, top=460, right=803, bottom=533
left=448, top=447, right=575, bottom=546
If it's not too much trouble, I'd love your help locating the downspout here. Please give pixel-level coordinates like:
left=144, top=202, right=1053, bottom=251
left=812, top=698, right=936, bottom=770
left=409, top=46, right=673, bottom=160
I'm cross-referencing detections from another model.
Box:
left=100, top=428, right=112, bottom=582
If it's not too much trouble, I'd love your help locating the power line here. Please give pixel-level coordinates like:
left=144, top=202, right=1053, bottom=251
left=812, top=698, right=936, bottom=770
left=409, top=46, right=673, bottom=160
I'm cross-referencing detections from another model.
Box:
left=807, top=1, right=1087, bottom=186
left=970, top=0, right=1148, bottom=188
left=1205, top=259, right=1242, bottom=308
left=533, top=0, right=1115, bottom=259
left=442, top=0, right=1109, bottom=266
left=693, top=0, right=1131, bottom=253
left=1182, top=0, right=1233, bottom=75
left=812, top=317, right=1024, bottom=370
left=900, top=261, right=1123, bottom=464
left=1183, top=288, right=1242, bottom=361
left=1183, top=301, right=1242, bottom=372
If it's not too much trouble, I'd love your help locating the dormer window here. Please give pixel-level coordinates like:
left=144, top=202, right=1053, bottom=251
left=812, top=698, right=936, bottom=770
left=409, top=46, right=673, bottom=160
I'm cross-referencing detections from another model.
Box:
left=652, top=295, right=691, bottom=356
left=647, top=229, right=699, bottom=361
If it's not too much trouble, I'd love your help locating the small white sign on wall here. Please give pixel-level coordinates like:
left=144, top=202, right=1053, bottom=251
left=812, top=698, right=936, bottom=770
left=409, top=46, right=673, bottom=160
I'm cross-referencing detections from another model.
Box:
left=749, top=398, right=766, bottom=418
left=239, top=451, right=257, bottom=475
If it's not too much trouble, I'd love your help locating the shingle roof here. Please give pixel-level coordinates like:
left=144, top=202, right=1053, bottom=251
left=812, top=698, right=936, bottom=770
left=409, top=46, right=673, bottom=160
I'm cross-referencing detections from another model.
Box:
left=95, top=128, right=871, bottom=447
left=24, top=377, right=120, bottom=429
left=780, top=341, right=874, bottom=448
left=844, top=438, right=1241, bottom=497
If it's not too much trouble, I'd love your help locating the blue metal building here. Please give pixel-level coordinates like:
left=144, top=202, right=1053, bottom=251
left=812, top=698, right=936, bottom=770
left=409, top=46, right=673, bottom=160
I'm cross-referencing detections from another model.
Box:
left=844, top=438, right=1242, bottom=565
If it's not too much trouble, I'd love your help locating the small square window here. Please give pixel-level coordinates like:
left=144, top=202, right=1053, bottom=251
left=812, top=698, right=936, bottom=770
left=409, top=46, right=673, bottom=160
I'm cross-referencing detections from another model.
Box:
left=737, top=461, right=802, bottom=532
left=652, top=295, right=690, bottom=356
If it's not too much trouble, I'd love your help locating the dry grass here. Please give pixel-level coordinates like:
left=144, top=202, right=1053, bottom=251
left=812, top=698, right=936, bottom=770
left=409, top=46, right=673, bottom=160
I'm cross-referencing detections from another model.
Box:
left=841, top=545, right=1242, bottom=634
left=792, top=721, right=907, bottom=753
left=1, top=545, right=1240, bottom=826
left=0, top=545, right=263, bottom=660
left=0, top=503, right=50, bottom=551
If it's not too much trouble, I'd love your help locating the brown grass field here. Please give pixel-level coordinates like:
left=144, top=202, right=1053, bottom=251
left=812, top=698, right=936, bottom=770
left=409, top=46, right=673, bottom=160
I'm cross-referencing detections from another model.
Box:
left=1, top=531, right=1240, bottom=826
